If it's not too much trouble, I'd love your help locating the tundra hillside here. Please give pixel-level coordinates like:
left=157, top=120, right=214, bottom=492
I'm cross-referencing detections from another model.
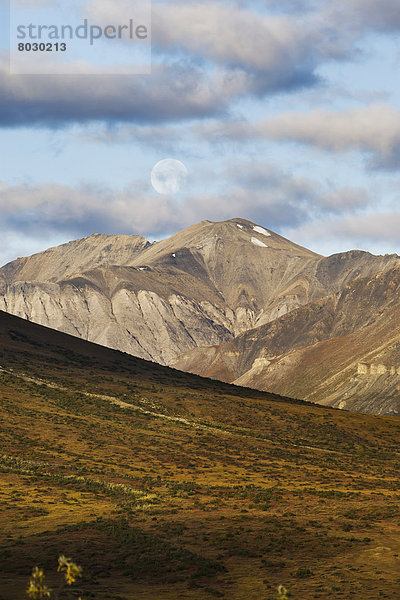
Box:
left=1, top=311, right=400, bottom=599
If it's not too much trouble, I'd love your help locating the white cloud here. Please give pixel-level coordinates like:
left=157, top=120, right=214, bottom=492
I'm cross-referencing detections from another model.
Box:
left=85, top=0, right=329, bottom=94
left=329, top=212, right=400, bottom=243
left=4, top=0, right=400, bottom=129
left=0, top=55, right=250, bottom=127
left=282, top=212, right=400, bottom=257
left=0, top=164, right=373, bottom=237
left=217, top=104, right=400, bottom=169
left=334, top=0, right=400, bottom=32
left=153, top=3, right=313, bottom=71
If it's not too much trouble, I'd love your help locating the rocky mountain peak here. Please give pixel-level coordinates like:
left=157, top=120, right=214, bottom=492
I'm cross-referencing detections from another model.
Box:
left=1, top=218, right=400, bottom=414
left=1, top=233, right=150, bottom=284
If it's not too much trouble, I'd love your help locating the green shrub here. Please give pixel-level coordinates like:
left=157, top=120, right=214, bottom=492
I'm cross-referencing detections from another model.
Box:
left=26, top=556, right=83, bottom=600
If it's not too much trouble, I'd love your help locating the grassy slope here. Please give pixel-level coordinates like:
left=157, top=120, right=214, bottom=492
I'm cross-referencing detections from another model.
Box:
left=1, top=311, right=400, bottom=599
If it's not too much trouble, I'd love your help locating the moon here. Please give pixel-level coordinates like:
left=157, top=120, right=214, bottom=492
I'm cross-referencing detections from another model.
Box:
left=151, top=159, right=188, bottom=195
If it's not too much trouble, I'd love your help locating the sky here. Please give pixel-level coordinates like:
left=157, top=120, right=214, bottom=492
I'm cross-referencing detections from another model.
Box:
left=1, top=0, right=400, bottom=266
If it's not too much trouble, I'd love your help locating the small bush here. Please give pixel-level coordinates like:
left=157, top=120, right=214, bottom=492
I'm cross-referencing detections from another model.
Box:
left=294, top=566, right=313, bottom=578
left=26, top=556, right=83, bottom=599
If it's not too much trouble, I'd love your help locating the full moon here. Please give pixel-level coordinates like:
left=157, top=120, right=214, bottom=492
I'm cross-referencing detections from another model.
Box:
left=151, top=159, right=188, bottom=195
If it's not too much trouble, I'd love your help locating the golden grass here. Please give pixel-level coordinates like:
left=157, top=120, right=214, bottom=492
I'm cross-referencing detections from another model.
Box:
left=1, top=311, right=400, bottom=599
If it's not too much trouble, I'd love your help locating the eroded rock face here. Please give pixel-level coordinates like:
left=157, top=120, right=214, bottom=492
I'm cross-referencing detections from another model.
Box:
left=1, top=218, right=400, bottom=411
left=174, top=265, right=400, bottom=415
left=0, top=282, right=234, bottom=365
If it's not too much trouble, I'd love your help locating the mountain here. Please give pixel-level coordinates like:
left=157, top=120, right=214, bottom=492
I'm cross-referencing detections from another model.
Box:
left=1, top=219, right=399, bottom=372
left=174, top=264, right=400, bottom=415
left=2, top=310, right=400, bottom=600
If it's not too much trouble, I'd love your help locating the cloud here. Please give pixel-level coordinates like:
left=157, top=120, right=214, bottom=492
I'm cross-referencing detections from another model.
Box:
left=11, top=0, right=53, bottom=4
left=152, top=4, right=316, bottom=74
left=91, top=0, right=350, bottom=65
left=318, top=188, right=372, bottom=213
left=329, top=212, right=400, bottom=244
left=86, top=0, right=330, bottom=95
left=224, top=162, right=373, bottom=215
left=216, top=104, right=400, bottom=170
left=80, top=123, right=188, bottom=153
left=0, top=57, right=247, bottom=127
left=334, top=0, right=400, bottom=33
left=0, top=163, right=372, bottom=242
left=0, top=180, right=173, bottom=237
left=254, top=0, right=322, bottom=14
left=1, top=0, right=334, bottom=129
left=282, top=210, right=400, bottom=257
left=4, top=0, right=400, bottom=129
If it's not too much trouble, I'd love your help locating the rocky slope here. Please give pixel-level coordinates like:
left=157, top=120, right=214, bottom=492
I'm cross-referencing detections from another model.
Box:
left=174, top=265, right=400, bottom=415
left=1, top=218, right=400, bottom=413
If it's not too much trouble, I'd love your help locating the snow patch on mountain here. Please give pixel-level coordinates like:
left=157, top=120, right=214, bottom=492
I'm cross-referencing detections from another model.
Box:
left=253, top=226, right=271, bottom=237
left=251, top=237, right=268, bottom=248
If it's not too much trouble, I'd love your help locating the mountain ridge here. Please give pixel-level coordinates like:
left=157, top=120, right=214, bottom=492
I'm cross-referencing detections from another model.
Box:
left=174, top=264, right=400, bottom=414
left=1, top=218, right=400, bottom=413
